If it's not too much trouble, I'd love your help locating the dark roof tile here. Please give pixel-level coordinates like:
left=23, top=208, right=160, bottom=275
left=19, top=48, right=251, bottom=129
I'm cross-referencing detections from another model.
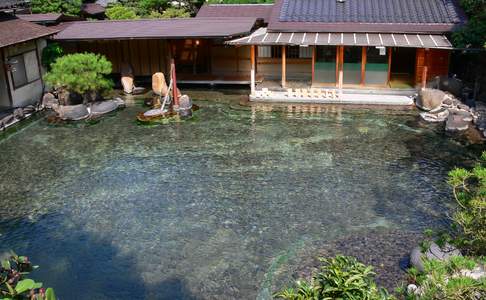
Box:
left=0, top=12, right=58, bottom=48
left=269, top=0, right=466, bottom=33
left=53, top=17, right=257, bottom=41
left=196, top=4, right=273, bottom=23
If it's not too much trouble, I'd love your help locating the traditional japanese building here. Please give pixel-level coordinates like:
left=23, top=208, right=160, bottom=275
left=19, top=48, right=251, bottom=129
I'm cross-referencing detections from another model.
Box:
left=53, top=0, right=466, bottom=104
left=0, top=11, right=57, bottom=110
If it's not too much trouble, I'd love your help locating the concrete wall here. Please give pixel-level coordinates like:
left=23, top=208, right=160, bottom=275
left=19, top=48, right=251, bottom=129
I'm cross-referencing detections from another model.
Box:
left=3, top=39, right=45, bottom=107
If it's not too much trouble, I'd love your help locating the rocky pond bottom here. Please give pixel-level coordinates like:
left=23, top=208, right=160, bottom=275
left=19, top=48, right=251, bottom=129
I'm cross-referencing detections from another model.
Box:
left=0, top=93, right=482, bottom=299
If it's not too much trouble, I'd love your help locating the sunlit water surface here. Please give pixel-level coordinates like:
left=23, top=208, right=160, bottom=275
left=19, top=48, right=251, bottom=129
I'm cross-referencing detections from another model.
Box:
left=0, top=94, right=480, bottom=299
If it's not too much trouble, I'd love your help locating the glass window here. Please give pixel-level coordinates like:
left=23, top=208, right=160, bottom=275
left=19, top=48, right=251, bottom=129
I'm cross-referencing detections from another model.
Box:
left=24, top=51, right=40, bottom=82
left=258, top=46, right=312, bottom=59
left=8, top=50, right=40, bottom=89
left=9, top=54, right=28, bottom=89
left=365, top=47, right=388, bottom=85
left=343, top=47, right=362, bottom=85
left=315, top=46, right=336, bottom=84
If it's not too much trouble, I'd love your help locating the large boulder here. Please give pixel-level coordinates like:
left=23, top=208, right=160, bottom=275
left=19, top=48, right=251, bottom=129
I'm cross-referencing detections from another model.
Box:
left=55, top=104, right=90, bottom=121
left=417, top=89, right=447, bottom=111
left=121, top=76, right=134, bottom=94
left=410, top=242, right=462, bottom=272
left=152, top=72, right=168, bottom=96
left=90, top=98, right=125, bottom=116
left=178, top=95, right=193, bottom=118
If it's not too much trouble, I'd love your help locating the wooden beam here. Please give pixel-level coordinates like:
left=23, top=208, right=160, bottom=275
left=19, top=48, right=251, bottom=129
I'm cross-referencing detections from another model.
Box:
left=281, top=45, right=286, bottom=88
left=312, top=46, right=316, bottom=84
left=250, top=45, right=256, bottom=95
left=387, top=47, right=392, bottom=87
left=361, top=46, right=366, bottom=86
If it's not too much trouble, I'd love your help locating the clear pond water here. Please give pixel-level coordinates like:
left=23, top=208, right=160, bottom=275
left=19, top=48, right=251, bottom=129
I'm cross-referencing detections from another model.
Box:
left=0, top=93, right=481, bottom=299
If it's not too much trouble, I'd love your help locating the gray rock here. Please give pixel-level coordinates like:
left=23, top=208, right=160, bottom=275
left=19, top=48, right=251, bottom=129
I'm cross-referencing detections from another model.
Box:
left=450, top=109, right=473, bottom=122
left=410, top=242, right=462, bottom=272
left=90, top=99, right=124, bottom=116
left=55, top=104, right=90, bottom=121
left=417, top=89, right=446, bottom=111
left=446, top=114, right=470, bottom=132
left=42, top=92, right=58, bottom=108
left=420, top=108, right=449, bottom=122
left=13, top=108, right=24, bottom=119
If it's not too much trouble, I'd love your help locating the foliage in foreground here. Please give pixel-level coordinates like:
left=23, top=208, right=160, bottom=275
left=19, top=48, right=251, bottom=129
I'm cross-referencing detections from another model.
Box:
left=1, top=252, right=56, bottom=300
left=447, top=152, right=486, bottom=255
left=274, top=255, right=393, bottom=300
left=44, top=52, right=113, bottom=99
left=402, top=256, right=486, bottom=300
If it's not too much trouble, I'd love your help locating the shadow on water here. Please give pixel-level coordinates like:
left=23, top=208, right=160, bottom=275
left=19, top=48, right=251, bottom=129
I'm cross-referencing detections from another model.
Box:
left=0, top=215, right=197, bottom=300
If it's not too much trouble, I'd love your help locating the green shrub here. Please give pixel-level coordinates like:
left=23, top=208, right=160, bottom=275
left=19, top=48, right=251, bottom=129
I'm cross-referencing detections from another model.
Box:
left=41, top=43, right=64, bottom=71
left=275, top=255, right=393, bottom=300
left=44, top=53, right=113, bottom=100
left=0, top=252, right=56, bottom=300
left=160, top=7, right=191, bottom=18
left=403, top=257, right=486, bottom=300
left=447, top=152, right=486, bottom=255
left=106, top=5, right=139, bottom=20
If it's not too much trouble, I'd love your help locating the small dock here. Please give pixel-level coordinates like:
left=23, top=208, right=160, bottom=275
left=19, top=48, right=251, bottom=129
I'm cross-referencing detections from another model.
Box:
left=250, top=88, right=416, bottom=106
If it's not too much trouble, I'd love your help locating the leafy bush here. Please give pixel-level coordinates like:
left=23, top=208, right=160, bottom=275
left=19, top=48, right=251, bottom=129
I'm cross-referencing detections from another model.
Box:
left=1, top=252, right=56, bottom=300
left=106, top=5, right=139, bottom=20
left=31, top=0, right=82, bottom=16
left=447, top=152, right=486, bottom=255
left=403, top=256, right=486, bottom=300
left=275, top=255, right=393, bottom=300
left=453, top=0, right=486, bottom=48
left=44, top=53, right=113, bottom=100
left=160, top=7, right=191, bottom=18
left=137, top=0, right=169, bottom=15
left=41, top=43, right=64, bottom=71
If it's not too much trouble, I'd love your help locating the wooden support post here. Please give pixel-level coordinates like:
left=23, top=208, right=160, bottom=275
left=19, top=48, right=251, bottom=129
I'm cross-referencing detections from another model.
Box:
left=235, top=46, right=240, bottom=73
left=312, top=46, right=316, bottom=85
left=361, top=47, right=367, bottom=86
left=338, top=46, right=344, bottom=89
left=281, top=45, right=286, bottom=88
left=422, top=49, right=429, bottom=89
left=387, top=47, right=392, bottom=87
left=250, top=45, right=256, bottom=95
left=171, top=59, right=179, bottom=107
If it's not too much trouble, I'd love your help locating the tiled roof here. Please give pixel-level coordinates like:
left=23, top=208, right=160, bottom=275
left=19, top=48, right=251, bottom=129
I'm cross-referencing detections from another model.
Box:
left=54, top=17, right=257, bottom=41
left=16, top=13, right=63, bottom=23
left=0, top=12, right=58, bottom=48
left=269, top=0, right=466, bottom=33
left=81, top=3, right=105, bottom=15
left=196, top=4, right=274, bottom=23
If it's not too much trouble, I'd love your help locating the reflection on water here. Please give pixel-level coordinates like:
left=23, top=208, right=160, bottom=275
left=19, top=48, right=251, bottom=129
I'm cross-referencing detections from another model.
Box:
left=0, top=97, right=480, bottom=299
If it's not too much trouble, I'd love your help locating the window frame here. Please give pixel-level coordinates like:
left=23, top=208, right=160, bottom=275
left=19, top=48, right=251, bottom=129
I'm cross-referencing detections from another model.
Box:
left=8, top=49, right=41, bottom=90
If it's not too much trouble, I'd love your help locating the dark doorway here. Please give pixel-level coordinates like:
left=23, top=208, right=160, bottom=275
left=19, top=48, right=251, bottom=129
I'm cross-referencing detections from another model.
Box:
left=390, top=48, right=416, bottom=88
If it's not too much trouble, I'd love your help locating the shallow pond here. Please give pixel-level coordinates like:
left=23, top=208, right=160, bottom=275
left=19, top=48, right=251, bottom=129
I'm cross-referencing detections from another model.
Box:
left=0, top=92, right=481, bottom=299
